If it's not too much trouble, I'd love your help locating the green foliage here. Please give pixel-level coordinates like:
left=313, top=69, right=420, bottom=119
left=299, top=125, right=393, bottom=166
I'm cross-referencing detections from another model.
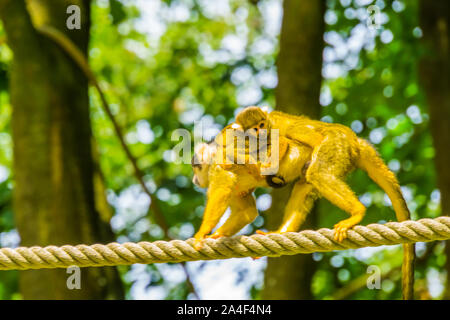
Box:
left=109, top=0, right=127, bottom=25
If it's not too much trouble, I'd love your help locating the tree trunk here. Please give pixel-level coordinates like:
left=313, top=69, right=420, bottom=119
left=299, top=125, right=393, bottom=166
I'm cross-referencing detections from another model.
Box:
left=0, top=0, right=123, bottom=299
left=262, top=0, right=325, bottom=299
left=418, top=0, right=450, bottom=299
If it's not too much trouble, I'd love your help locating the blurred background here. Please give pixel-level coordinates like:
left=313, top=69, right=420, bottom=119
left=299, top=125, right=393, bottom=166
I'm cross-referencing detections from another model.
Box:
left=0, top=0, right=448, bottom=299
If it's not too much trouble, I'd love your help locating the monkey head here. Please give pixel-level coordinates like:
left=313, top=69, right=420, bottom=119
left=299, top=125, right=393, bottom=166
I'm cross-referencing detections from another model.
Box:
left=235, top=106, right=270, bottom=137
left=191, top=142, right=217, bottom=188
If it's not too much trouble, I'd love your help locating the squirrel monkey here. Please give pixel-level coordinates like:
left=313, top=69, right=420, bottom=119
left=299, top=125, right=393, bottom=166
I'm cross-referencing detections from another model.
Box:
left=191, top=124, right=313, bottom=243
left=235, top=106, right=415, bottom=299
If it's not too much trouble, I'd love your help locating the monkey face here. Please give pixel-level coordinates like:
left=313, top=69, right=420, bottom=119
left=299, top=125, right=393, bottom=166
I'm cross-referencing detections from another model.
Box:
left=249, top=120, right=269, bottom=139
left=192, top=164, right=210, bottom=188
left=236, top=107, right=268, bottom=128
left=235, top=106, right=270, bottom=139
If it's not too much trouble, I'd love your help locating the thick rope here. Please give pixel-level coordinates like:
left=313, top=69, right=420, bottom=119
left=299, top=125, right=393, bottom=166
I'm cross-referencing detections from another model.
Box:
left=1, top=217, right=449, bottom=271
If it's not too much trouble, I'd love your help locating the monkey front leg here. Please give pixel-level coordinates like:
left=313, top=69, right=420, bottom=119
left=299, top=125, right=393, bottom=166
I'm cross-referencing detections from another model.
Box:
left=209, top=193, right=258, bottom=238
left=256, top=181, right=317, bottom=235
left=277, top=182, right=318, bottom=233
left=194, top=167, right=236, bottom=247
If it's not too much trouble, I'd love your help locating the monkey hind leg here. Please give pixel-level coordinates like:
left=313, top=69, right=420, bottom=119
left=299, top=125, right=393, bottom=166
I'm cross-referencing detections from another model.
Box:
left=256, top=182, right=318, bottom=236
left=306, top=171, right=366, bottom=241
left=357, top=138, right=410, bottom=222
left=305, top=138, right=366, bottom=242
left=276, top=181, right=317, bottom=233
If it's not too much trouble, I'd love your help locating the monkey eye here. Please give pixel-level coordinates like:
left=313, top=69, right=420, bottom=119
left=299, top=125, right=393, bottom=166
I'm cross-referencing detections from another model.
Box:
left=259, top=123, right=264, bottom=128
left=253, top=127, right=258, bottom=132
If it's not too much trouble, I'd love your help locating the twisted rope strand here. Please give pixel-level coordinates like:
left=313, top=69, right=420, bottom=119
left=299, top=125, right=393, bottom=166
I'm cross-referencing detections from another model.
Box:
left=1, top=217, right=449, bottom=271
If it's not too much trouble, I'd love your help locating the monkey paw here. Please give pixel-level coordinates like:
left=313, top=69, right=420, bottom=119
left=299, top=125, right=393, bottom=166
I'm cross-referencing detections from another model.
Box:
left=207, top=233, right=226, bottom=239
left=193, top=239, right=203, bottom=250
left=256, top=229, right=269, bottom=235
left=256, top=229, right=288, bottom=235
left=193, top=234, right=208, bottom=250
left=256, top=229, right=281, bottom=235
left=333, top=221, right=353, bottom=242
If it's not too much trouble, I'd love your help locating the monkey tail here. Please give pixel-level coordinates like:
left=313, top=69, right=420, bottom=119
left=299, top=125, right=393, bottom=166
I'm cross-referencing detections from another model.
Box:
left=356, top=138, right=409, bottom=221
left=356, top=137, right=415, bottom=300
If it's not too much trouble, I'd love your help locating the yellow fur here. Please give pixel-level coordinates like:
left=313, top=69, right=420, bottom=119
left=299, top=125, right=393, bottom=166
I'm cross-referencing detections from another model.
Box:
left=235, top=107, right=412, bottom=235
left=235, top=106, right=415, bottom=299
left=192, top=129, right=313, bottom=245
